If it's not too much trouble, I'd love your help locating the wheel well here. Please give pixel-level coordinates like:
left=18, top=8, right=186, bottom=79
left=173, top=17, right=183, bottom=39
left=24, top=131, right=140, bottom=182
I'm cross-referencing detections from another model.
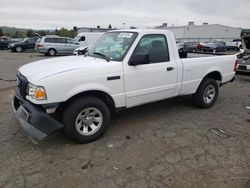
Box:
left=204, top=71, right=222, bottom=81
left=57, top=90, right=116, bottom=115
left=194, top=71, right=222, bottom=94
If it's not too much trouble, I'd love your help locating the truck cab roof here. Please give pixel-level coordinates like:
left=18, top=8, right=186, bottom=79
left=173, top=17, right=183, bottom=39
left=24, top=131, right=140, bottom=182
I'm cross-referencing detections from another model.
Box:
left=108, top=29, right=173, bottom=35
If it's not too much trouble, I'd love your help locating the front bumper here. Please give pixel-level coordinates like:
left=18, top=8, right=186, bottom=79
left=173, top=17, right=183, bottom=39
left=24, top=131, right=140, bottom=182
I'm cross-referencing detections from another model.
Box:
left=12, top=90, right=63, bottom=143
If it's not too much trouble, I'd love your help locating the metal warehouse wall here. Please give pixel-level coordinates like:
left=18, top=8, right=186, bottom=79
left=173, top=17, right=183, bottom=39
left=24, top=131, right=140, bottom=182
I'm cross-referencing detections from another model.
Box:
left=162, top=24, right=242, bottom=41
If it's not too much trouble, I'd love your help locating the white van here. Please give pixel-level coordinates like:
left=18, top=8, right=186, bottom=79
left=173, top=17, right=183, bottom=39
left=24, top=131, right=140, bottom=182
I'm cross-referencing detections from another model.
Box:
left=73, top=32, right=104, bottom=55
left=74, top=32, right=104, bottom=47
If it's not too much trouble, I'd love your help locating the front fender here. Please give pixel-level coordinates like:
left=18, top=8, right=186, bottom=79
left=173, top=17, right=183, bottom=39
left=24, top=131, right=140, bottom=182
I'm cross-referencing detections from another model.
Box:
left=65, top=83, right=112, bottom=101
left=64, top=83, right=125, bottom=108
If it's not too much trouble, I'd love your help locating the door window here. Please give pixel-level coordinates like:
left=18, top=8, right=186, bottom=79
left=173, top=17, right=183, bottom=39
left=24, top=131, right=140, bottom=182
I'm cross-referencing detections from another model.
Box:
left=133, top=34, right=170, bottom=63
left=56, top=38, right=67, bottom=44
left=79, top=36, right=85, bottom=42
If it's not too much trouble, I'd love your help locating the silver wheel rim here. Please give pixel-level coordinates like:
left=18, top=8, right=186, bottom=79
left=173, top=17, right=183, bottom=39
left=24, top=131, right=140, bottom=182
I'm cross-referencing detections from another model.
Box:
left=49, top=50, right=55, bottom=56
left=75, top=107, right=103, bottom=136
left=16, top=47, right=22, bottom=52
left=203, top=85, right=216, bottom=104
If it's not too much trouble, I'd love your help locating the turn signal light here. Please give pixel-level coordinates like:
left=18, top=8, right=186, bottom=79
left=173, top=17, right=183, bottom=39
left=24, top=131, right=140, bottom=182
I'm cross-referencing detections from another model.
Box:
left=35, top=88, right=46, bottom=99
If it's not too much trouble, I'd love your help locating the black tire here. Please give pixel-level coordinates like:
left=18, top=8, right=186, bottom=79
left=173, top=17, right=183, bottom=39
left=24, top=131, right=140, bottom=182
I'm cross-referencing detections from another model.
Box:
left=48, top=48, right=56, bottom=56
left=15, top=46, right=23, bottom=53
left=192, top=78, right=219, bottom=108
left=63, top=96, right=110, bottom=143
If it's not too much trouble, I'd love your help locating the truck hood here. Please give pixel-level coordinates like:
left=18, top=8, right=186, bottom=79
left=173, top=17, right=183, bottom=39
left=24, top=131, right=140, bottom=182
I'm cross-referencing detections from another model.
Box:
left=19, top=56, right=108, bottom=82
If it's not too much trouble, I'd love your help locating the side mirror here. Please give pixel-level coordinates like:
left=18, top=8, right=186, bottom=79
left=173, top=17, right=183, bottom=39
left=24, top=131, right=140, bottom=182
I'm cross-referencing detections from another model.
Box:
left=129, top=53, right=150, bottom=66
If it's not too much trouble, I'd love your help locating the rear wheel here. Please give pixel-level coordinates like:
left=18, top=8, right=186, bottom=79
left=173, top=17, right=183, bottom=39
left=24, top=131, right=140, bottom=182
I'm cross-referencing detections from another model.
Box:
left=63, top=96, right=110, bottom=143
left=48, top=48, right=56, bottom=56
left=193, top=78, right=219, bottom=108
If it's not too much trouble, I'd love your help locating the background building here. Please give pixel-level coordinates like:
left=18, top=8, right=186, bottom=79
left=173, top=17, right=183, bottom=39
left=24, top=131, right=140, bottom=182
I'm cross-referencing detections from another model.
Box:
left=156, top=23, right=242, bottom=41
left=77, top=27, right=114, bottom=33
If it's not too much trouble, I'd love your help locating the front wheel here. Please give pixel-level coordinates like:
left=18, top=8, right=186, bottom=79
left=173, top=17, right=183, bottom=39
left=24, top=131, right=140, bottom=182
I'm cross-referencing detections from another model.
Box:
left=63, top=96, right=110, bottom=143
left=15, top=46, right=23, bottom=53
left=192, top=78, right=219, bottom=108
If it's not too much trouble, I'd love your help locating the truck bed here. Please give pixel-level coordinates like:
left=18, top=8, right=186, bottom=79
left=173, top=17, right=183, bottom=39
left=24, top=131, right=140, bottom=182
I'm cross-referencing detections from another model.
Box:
left=180, top=54, right=236, bottom=95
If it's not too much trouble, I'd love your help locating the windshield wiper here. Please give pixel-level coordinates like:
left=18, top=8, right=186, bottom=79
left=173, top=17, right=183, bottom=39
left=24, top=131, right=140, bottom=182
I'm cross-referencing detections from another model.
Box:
left=93, top=52, right=110, bottom=62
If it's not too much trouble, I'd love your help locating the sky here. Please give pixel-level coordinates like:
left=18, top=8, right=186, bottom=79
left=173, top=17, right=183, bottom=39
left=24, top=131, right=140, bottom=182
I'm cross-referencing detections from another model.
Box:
left=0, top=0, right=249, bottom=30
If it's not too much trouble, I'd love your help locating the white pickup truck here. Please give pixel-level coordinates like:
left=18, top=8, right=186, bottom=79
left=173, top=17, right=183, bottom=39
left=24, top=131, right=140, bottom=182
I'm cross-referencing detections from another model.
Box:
left=13, top=29, right=237, bottom=143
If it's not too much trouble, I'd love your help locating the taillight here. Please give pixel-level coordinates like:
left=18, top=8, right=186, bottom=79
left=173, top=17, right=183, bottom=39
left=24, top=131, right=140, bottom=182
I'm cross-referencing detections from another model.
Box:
left=36, top=44, right=43, bottom=48
left=234, top=60, right=239, bottom=71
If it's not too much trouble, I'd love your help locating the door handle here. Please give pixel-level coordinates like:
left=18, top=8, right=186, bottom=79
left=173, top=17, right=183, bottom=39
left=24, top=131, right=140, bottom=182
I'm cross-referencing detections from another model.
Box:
left=166, top=67, right=175, bottom=71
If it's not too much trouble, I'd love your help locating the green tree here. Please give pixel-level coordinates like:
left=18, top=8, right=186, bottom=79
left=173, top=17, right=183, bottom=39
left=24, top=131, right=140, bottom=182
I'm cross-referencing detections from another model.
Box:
left=56, top=27, right=77, bottom=38
left=73, top=26, right=78, bottom=32
left=37, top=30, right=47, bottom=36
left=55, top=28, right=59, bottom=36
left=108, top=24, right=112, bottom=29
left=26, top=29, right=34, bottom=37
left=13, top=31, right=19, bottom=38
left=0, top=28, right=3, bottom=36
left=19, top=32, right=27, bottom=38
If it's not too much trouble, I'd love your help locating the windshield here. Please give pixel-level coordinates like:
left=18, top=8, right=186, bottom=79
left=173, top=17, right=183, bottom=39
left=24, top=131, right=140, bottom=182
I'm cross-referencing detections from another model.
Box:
left=74, top=35, right=81, bottom=42
left=88, top=32, right=138, bottom=61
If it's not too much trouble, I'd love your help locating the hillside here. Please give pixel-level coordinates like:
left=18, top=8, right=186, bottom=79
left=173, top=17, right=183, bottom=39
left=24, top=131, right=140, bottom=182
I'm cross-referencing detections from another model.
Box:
left=0, top=26, right=30, bottom=35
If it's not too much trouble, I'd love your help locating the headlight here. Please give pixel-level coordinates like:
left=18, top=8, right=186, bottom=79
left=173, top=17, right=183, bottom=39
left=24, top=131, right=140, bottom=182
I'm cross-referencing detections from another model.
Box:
left=27, top=83, right=47, bottom=100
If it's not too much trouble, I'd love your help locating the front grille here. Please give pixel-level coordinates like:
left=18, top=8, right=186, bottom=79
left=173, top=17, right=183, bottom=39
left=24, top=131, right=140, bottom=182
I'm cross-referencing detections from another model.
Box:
left=17, top=73, right=28, bottom=98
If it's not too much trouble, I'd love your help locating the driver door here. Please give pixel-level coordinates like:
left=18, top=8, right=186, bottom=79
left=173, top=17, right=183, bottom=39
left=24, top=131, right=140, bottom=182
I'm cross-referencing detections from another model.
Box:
left=123, top=34, right=178, bottom=107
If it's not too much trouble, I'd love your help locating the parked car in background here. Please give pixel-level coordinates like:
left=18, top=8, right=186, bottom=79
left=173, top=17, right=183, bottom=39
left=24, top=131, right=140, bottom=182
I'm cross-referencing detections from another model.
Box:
left=74, top=32, right=104, bottom=47
left=177, top=42, right=187, bottom=58
left=236, top=30, right=250, bottom=74
left=183, top=41, right=198, bottom=52
left=196, top=42, right=205, bottom=51
left=236, top=55, right=250, bottom=73
left=73, top=46, right=89, bottom=56
left=73, top=32, right=104, bottom=55
left=35, top=35, right=81, bottom=56
left=226, top=39, right=242, bottom=51
left=241, top=29, right=250, bottom=54
left=0, top=36, right=12, bottom=49
left=9, top=37, right=39, bottom=52
left=203, top=43, right=227, bottom=53
left=212, top=40, right=226, bottom=45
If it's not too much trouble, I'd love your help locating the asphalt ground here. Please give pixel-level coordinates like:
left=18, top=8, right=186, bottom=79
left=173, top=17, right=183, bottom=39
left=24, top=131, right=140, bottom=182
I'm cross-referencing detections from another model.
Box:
left=0, top=50, right=250, bottom=188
